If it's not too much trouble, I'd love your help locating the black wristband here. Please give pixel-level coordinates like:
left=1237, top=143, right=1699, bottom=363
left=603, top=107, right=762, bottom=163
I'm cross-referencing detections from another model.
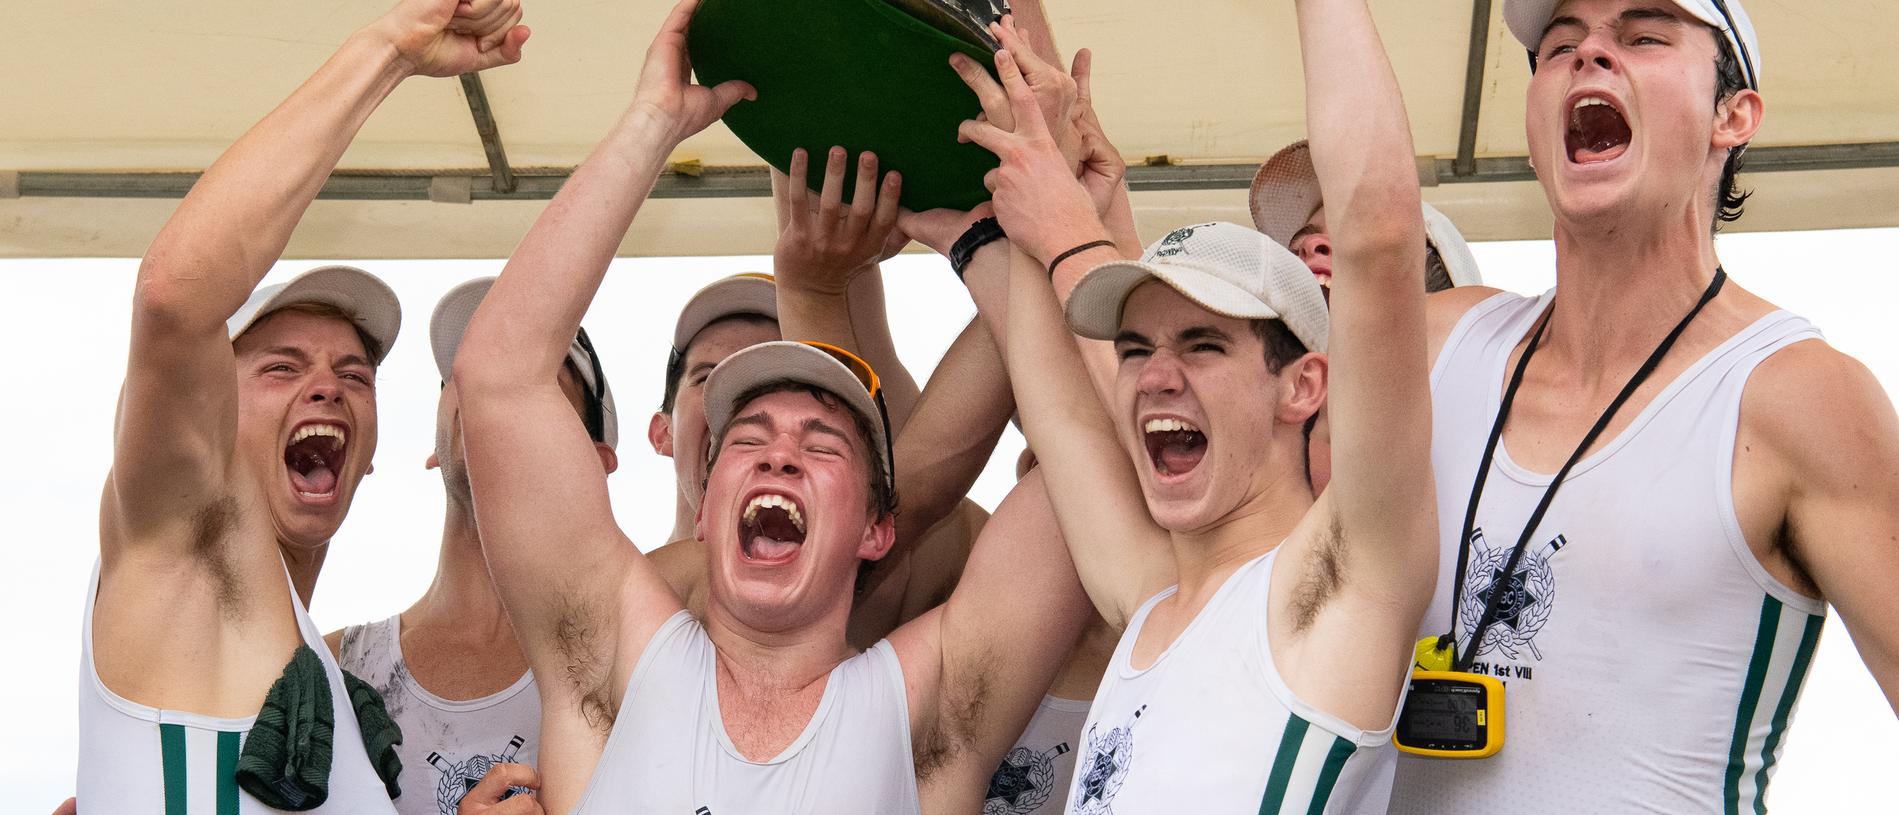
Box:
left=1048, top=240, right=1117, bottom=279
left=948, top=217, right=1006, bottom=280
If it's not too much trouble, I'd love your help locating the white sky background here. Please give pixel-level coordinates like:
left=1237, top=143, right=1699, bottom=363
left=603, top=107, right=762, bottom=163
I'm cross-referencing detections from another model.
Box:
left=3, top=229, right=1895, bottom=811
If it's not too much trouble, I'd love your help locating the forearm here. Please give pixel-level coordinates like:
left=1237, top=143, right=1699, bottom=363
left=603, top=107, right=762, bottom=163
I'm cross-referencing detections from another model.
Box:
left=460, top=108, right=676, bottom=387
left=845, top=270, right=922, bottom=430
left=891, top=319, right=1012, bottom=547
left=1295, top=0, right=1422, bottom=260
left=1005, top=246, right=1166, bottom=625
left=138, top=32, right=410, bottom=324
left=1099, top=182, right=1143, bottom=261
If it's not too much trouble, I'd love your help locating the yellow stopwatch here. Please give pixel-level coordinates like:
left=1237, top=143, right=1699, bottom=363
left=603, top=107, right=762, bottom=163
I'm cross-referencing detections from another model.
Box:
left=1392, top=637, right=1505, bottom=759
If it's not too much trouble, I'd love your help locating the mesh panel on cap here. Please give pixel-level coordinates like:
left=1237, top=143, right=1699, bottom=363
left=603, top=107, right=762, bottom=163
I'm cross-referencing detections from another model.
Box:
left=1141, top=223, right=1330, bottom=354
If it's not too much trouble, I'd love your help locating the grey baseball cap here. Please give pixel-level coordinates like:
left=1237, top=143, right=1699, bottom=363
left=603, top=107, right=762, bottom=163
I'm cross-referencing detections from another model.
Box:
left=431, top=276, right=619, bottom=450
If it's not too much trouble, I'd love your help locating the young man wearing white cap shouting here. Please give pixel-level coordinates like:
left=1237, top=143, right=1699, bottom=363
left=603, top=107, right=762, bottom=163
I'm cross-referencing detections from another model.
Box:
left=956, top=0, right=1436, bottom=809
left=450, top=2, right=1089, bottom=811
left=326, top=278, right=617, bottom=815
left=1376, top=1, right=1899, bottom=811
left=78, top=1, right=529, bottom=810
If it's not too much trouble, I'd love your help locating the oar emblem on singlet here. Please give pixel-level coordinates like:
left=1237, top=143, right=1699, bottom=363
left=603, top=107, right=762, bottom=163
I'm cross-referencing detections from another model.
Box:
left=428, top=734, right=529, bottom=815
left=1458, top=530, right=1568, bottom=663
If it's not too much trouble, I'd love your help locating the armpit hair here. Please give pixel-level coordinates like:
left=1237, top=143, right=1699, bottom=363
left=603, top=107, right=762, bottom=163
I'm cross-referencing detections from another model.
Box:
left=552, top=593, right=617, bottom=734
left=913, top=656, right=992, bottom=782
left=190, top=496, right=243, bottom=616
left=1773, top=515, right=1822, bottom=598
left=1287, top=513, right=1347, bottom=633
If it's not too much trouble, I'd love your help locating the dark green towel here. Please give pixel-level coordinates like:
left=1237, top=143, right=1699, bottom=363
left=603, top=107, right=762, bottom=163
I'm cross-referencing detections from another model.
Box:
left=343, top=670, right=404, bottom=800
left=236, top=645, right=335, bottom=810
left=234, top=647, right=406, bottom=809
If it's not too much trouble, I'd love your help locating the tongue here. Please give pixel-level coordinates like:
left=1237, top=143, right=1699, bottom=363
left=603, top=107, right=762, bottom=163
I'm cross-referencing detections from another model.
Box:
left=1158, top=440, right=1205, bottom=475
left=290, top=464, right=337, bottom=496
left=748, top=535, right=800, bottom=561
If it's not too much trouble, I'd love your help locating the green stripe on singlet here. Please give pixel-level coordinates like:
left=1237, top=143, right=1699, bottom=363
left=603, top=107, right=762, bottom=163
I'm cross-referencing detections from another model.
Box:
left=1304, top=736, right=1357, bottom=815
left=160, top=723, right=187, bottom=815
left=1258, top=717, right=1310, bottom=814
left=1724, top=596, right=1782, bottom=815
left=217, top=730, right=241, bottom=815
left=1751, top=613, right=1824, bottom=815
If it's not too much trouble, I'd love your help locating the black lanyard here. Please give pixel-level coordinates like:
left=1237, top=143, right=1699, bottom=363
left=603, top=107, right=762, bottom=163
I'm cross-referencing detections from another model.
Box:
left=1444, top=268, right=1728, bottom=671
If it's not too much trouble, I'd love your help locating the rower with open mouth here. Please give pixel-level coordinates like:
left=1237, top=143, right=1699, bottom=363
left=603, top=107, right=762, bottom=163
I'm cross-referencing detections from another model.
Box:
left=952, top=0, right=1441, bottom=809
left=1375, top=1, right=1899, bottom=813
left=76, top=3, right=531, bottom=810
left=450, top=3, right=1091, bottom=811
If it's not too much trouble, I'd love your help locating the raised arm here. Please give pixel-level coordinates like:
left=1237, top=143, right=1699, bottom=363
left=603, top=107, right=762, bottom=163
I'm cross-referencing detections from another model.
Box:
left=104, top=0, right=526, bottom=554
left=1290, top=0, right=1436, bottom=601
left=954, top=50, right=1175, bottom=626
left=451, top=1, right=750, bottom=806
left=769, top=151, right=922, bottom=430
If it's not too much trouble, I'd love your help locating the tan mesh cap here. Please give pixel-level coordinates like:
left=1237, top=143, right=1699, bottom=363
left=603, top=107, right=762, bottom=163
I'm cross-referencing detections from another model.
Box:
left=1249, top=140, right=1483, bottom=287
left=226, top=265, right=402, bottom=365
left=430, top=276, right=619, bottom=449
left=1064, top=222, right=1330, bottom=354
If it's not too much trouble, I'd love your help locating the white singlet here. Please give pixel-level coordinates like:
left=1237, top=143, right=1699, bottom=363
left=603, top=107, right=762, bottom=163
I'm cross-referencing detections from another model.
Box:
left=336, top=615, right=541, bottom=815
left=986, top=694, right=1091, bottom=815
left=1376, top=291, right=1828, bottom=814
left=1067, top=550, right=1399, bottom=814
left=77, top=560, right=398, bottom=814
left=572, top=611, right=921, bottom=814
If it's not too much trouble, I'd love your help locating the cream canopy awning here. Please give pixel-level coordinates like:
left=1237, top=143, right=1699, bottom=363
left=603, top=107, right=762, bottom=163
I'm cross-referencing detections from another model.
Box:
left=4, top=0, right=1896, bottom=259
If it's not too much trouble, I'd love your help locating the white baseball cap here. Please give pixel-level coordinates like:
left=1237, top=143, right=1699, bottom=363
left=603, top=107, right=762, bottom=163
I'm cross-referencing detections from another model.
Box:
left=1064, top=222, right=1331, bottom=354
left=1504, top=0, right=1759, bottom=89
left=703, top=341, right=894, bottom=495
left=430, top=276, right=620, bottom=449
left=226, top=265, right=402, bottom=365
left=673, top=273, right=779, bottom=352
left=1249, top=140, right=1483, bottom=288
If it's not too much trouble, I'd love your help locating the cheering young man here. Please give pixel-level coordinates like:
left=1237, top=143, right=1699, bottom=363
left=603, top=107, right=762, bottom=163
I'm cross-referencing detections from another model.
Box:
left=449, top=2, right=1089, bottom=811
left=959, top=1, right=1437, bottom=809
left=1378, top=1, right=1899, bottom=811
left=79, top=1, right=528, bottom=811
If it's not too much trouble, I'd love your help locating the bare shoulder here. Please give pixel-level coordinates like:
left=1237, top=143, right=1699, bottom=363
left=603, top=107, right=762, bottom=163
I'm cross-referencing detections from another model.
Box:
left=1426, top=285, right=1509, bottom=362
left=645, top=537, right=706, bottom=618
left=322, top=628, right=344, bottom=660
left=1743, top=338, right=1898, bottom=472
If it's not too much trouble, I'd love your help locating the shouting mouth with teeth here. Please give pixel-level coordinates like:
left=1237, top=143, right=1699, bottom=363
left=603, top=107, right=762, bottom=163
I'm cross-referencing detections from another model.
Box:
left=285, top=421, right=349, bottom=502
left=738, top=491, right=808, bottom=564
left=1566, top=93, right=1633, bottom=165
left=1143, top=417, right=1208, bottom=480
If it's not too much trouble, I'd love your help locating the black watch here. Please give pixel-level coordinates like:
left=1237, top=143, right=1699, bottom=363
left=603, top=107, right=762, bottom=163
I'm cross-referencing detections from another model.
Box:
left=948, top=217, right=1007, bottom=280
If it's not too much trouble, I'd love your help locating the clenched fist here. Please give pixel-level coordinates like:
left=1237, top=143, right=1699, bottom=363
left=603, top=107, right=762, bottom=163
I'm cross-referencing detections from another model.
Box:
left=366, top=0, right=531, bottom=78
